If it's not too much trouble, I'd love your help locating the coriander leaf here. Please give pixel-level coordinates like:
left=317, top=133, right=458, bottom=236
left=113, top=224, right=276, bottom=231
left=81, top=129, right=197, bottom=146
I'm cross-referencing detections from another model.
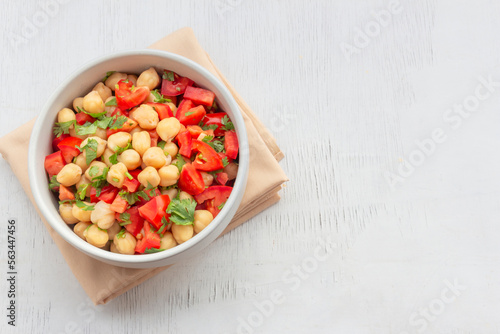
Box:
left=49, top=175, right=60, bottom=192
left=115, top=142, right=132, bottom=155
left=217, top=201, right=226, bottom=210
left=212, top=140, right=225, bottom=153
left=105, top=97, right=117, bottom=106
left=77, top=106, right=106, bottom=119
left=102, top=71, right=116, bottom=82
left=175, top=87, right=181, bottom=92
left=119, top=189, right=150, bottom=206
left=212, top=101, right=218, bottom=110
left=80, top=139, right=99, bottom=165
left=202, top=135, right=214, bottom=143
left=109, top=116, right=128, bottom=130
left=76, top=183, right=89, bottom=200
left=222, top=157, right=229, bottom=167
left=53, top=120, right=76, bottom=137
left=221, top=115, right=234, bottom=131
left=167, top=198, right=196, bottom=225
left=157, top=141, right=166, bottom=150
left=163, top=70, right=175, bottom=81
left=75, top=199, right=94, bottom=211
left=95, top=116, right=114, bottom=129
left=145, top=248, right=164, bottom=254
left=109, top=152, right=119, bottom=165
left=151, top=89, right=171, bottom=103
left=88, top=165, right=99, bottom=178
left=116, top=229, right=127, bottom=238
left=201, top=124, right=218, bottom=131
left=185, top=111, right=195, bottom=117
left=119, top=212, right=131, bottom=226
left=172, top=154, right=186, bottom=173
left=157, top=216, right=169, bottom=235
left=76, top=122, right=98, bottom=136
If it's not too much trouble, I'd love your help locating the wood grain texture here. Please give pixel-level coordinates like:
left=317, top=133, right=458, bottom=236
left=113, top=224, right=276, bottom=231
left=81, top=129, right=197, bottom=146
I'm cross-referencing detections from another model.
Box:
left=1, top=0, right=500, bottom=333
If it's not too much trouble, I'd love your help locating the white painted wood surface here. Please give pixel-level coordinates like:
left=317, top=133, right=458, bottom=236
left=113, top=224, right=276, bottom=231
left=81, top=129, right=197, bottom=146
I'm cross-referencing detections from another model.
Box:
left=1, top=0, right=500, bottom=333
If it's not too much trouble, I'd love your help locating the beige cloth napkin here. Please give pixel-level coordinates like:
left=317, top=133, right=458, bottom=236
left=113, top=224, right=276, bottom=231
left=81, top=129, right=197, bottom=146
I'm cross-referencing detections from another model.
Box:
left=0, top=28, right=287, bottom=305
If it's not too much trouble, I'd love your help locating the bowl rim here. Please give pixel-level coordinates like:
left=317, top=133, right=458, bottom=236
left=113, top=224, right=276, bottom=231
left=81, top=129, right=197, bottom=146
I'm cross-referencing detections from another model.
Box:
left=28, top=49, right=249, bottom=265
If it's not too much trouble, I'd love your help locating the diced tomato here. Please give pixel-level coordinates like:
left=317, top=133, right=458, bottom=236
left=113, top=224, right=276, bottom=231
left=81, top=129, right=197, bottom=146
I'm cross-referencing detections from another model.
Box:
left=52, top=134, right=69, bottom=151
left=148, top=129, right=159, bottom=147
left=175, top=99, right=195, bottom=123
left=116, top=206, right=144, bottom=236
left=177, top=105, right=206, bottom=126
left=58, top=185, right=75, bottom=201
left=90, top=185, right=119, bottom=204
left=138, top=194, right=171, bottom=230
left=134, top=188, right=162, bottom=208
left=183, top=86, right=216, bottom=107
left=161, top=72, right=194, bottom=96
left=204, top=129, right=215, bottom=138
left=165, top=95, right=177, bottom=105
left=127, top=169, right=142, bottom=179
left=110, top=195, right=128, bottom=213
left=187, top=125, right=203, bottom=138
left=57, top=136, right=83, bottom=163
left=134, top=222, right=161, bottom=253
left=176, top=130, right=192, bottom=157
left=106, top=116, right=138, bottom=137
left=215, top=172, right=229, bottom=186
left=191, top=140, right=223, bottom=171
left=178, top=163, right=205, bottom=195
left=224, top=131, right=239, bottom=160
left=44, top=151, right=66, bottom=177
left=122, top=177, right=140, bottom=193
left=115, top=79, right=149, bottom=110
left=201, top=112, right=228, bottom=136
left=75, top=112, right=94, bottom=125
left=147, top=102, right=173, bottom=120
left=194, top=185, right=233, bottom=217
left=111, top=107, right=129, bottom=118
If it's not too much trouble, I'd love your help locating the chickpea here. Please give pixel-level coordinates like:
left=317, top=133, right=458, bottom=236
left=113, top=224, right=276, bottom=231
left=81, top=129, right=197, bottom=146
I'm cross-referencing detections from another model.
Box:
left=110, top=242, right=119, bottom=253
left=129, top=127, right=142, bottom=136
left=158, top=165, right=179, bottom=187
left=107, top=132, right=131, bottom=153
left=107, top=162, right=127, bottom=188
left=200, top=172, right=214, bottom=187
left=75, top=175, right=92, bottom=198
left=145, top=92, right=156, bottom=103
left=107, top=222, right=121, bottom=240
left=105, top=72, right=127, bottom=91
left=133, top=104, right=158, bottom=130
left=166, top=102, right=177, bottom=114
left=72, top=202, right=92, bottom=222
left=56, top=163, right=82, bottom=186
left=59, top=204, right=79, bottom=224
left=172, top=224, right=194, bottom=244
left=127, top=74, right=138, bottom=86
left=104, top=96, right=117, bottom=116
left=85, top=161, right=108, bottom=181
left=74, top=222, right=92, bottom=240
left=74, top=154, right=90, bottom=173
left=161, top=188, right=178, bottom=201
left=92, top=82, right=112, bottom=101
left=137, top=166, right=160, bottom=188
left=91, top=201, right=116, bottom=230
left=179, top=191, right=194, bottom=201
left=137, top=67, right=160, bottom=90
left=132, top=131, right=151, bottom=156
left=114, top=231, right=137, bottom=255
left=101, top=242, right=111, bottom=251
left=69, top=127, right=87, bottom=140
left=101, top=148, right=115, bottom=167
left=84, top=224, right=109, bottom=248
left=224, top=162, right=239, bottom=180
left=160, top=232, right=177, bottom=250
left=162, top=142, right=178, bottom=158
left=94, top=127, right=108, bottom=140
left=156, top=117, right=181, bottom=141
left=118, top=149, right=142, bottom=170
left=73, top=97, right=84, bottom=112
left=143, top=147, right=168, bottom=169
left=83, top=90, right=105, bottom=115
left=57, top=108, right=76, bottom=124
left=193, top=210, right=214, bottom=234
left=81, top=136, right=107, bottom=160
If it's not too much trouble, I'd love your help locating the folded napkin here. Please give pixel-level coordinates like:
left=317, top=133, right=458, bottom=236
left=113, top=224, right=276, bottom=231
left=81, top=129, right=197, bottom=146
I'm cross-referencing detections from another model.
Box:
left=0, top=28, right=287, bottom=305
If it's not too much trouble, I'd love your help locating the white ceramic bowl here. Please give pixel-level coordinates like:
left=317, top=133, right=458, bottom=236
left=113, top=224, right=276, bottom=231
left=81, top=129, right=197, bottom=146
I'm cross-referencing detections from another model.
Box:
left=28, top=50, right=249, bottom=268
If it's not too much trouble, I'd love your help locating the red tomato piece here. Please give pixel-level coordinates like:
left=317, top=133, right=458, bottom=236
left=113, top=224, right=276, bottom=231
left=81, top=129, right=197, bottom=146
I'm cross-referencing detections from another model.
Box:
left=111, top=107, right=129, bottom=118
left=175, top=99, right=195, bottom=122
left=201, top=112, right=228, bottom=137
left=134, top=222, right=161, bottom=253
left=148, top=129, right=160, bottom=147
left=44, top=151, right=66, bottom=177
left=110, top=195, right=128, bottom=213
left=191, top=140, right=223, bottom=171
left=90, top=185, right=119, bottom=204
left=115, top=79, right=150, bottom=110
left=194, top=186, right=233, bottom=217
left=178, top=163, right=205, bottom=195
left=75, top=112, right=94, bottom=125
left=215, top=172, right=229, bottom=186
left=176, top=130, right=192, bottom=157
left=183, top=86, right=216, bottom=107
left=138, top=194, right=171, bottom=230
left=57, top=136, right=83, bottom=163
left=122, top=177, right=140, bottom=193
left=52, top=134, right=69, bottom=151
left=106, top=116, right=138, bottom=137
left=147, top=103, right=173, bottom=120
left=177, top=105, right=206, bottom=126
left=116, top=206, right=144, bottom=237
left=187, top=125, right=203, bottom=138
left=224, top=130, right=239, bottom=160
left=58, top=185, right=75, bottom=201
left=161, top=72, right=194, bottom=96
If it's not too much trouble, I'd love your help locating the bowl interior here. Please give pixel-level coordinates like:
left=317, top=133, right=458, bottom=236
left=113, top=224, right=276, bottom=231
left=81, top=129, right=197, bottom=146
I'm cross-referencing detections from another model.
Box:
left=29, top=50, right=249, bottom=268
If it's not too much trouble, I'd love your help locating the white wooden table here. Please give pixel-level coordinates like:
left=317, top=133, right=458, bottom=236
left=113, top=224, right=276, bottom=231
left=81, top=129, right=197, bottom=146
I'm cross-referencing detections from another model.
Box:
left=1, top=0, right=500, bottom=333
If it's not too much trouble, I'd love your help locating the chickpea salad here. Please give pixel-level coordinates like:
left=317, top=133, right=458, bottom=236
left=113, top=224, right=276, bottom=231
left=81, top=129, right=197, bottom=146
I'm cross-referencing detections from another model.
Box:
left=44, top=68, right=239, bottom=254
